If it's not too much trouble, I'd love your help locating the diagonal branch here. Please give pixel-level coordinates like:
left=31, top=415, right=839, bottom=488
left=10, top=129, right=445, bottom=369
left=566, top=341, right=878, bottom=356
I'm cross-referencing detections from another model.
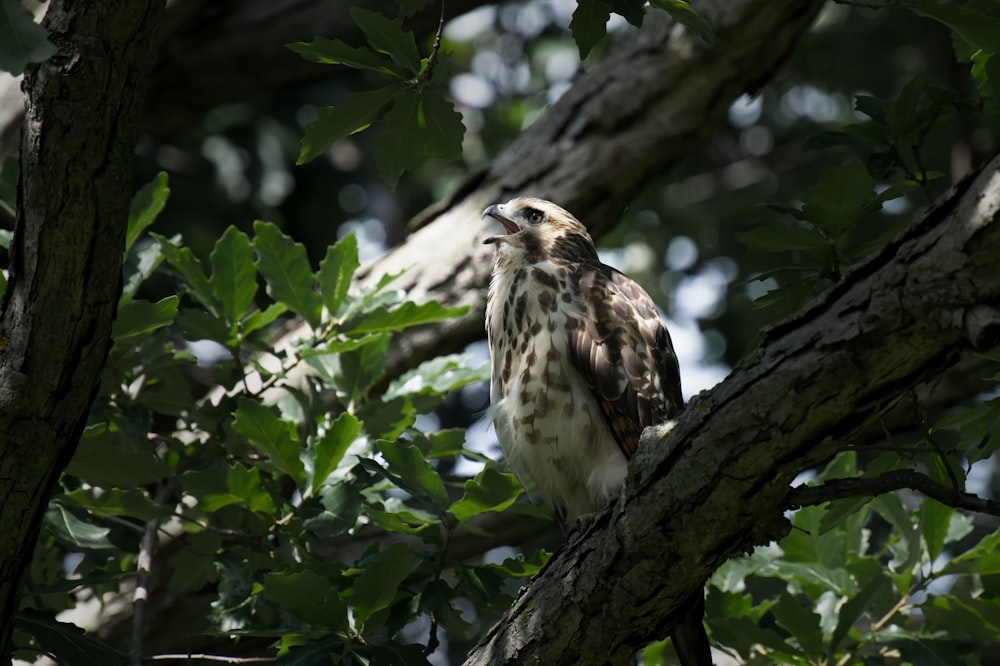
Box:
left=464, top=151, right=1000, bottom=665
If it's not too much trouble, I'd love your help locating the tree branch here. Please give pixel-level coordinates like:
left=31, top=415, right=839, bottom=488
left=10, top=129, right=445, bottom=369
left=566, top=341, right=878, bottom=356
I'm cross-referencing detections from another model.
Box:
left=464, top=151, right=1000, bottom=664
left=788, top=469, right=1000, bottom=517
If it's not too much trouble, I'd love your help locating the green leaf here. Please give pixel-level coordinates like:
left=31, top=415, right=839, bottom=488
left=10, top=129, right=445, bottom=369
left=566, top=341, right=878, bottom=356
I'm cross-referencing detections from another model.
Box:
left=767, top=560, right=857, bottom=595
left=866, top=151, right=895, bottom=180
left=314, top=332, right=393, bottom=403
left=887, top=74, right=927, bottom=140
left=43, top=504, right=112, bottom=551
left=871, top=494, right=921, bottom=571
left=210, top=226, right=257, bottom=325
left=921, top=498, right=954, bottom=562
left=122, top=238, right=165, bottom=302
left=62, top=488, right=172, bottom=522
left=275, top=635, right=347, bottom=665
left=397, top=0, right=433, bottom=18
left=232, top=398, right=307, bottom=487
left=242, top=302, right=289, bottom=336
left=182, top=463, right=277, bottom=514
left=910, top=0, right=1000, bottom=54
left=385, top=353, right=490, bottom=411
left=318, top=232, right=360, bottom=319
left=152, top=233, right=215, bottom=309
left=350, top=8, right=421, bottom=74
left=603, top=0, right=646, bottom=26
left=125, top=172, right=169, bottom=253
left=829, top=573, right=892, bottom=653
left=751, top=279, right=817, bottom=321
left=736, top=223, right=832, bottom=264
left=649, top=0, right=718, bottom=44
left=818, top=496, right=871, bottom=536
left=421, top=429, right=467, bottom=460
left=302, top=481, right=365, bottom=538
left=854, top=95, right=887, bottom=124
left=286, top=37, right=402, bottom=76
left=252, top=220, right=323, bottom=328
left=68, top=430, right=170, bottom=488
left=176, top=307, right=232, bottom=346
left=264, top=569, right=351, bottom=632
left=350, top=543, right=422, bottom=626
left=14, top=610, right=120, bottom=666
left=484, top=550, right=550, bottom=578
left=298, top=84, right=402, bottom=164
left=570, top=0, right=610, bottom=58
left=449, top=468, right=524, bottom=522
left=345, top=300, right=468, bottom=335
left=940, top=529, right=1000, bottom=575
left=771, top=592, right=823, bottom=656
left=373, top=439, right=450, bottom=510
left=311, top=412, right=361, bottom=495
left=365, top=499, right=442, bottom=538
left=374, top=89, right=423, bottom=188
left=922, top=595, right=1000, bottom=643
left=801, top=159, right=876, bottom=240
left=421, top=92, right=465, bottom=161
left=112, top=296, right=179, bottom=342
left=0, top=0, right=56, bottom=75
left=885, top=636, right=962, bottom=666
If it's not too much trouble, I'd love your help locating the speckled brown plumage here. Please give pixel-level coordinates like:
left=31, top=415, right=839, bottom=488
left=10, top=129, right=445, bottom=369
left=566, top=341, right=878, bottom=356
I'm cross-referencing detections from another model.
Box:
left=483, top=196, right=683, bottom=519
left=483, top=197, right=711, bottom=666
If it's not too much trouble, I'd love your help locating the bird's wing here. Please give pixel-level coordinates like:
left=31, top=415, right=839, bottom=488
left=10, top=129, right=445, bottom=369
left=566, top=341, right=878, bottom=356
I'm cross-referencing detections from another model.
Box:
left=568, top=263, right=683, bottom=459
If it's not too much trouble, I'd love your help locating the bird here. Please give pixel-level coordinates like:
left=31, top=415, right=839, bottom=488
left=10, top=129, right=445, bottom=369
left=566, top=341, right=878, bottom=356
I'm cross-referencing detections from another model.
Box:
left=483, top=196, right=713, bottom=666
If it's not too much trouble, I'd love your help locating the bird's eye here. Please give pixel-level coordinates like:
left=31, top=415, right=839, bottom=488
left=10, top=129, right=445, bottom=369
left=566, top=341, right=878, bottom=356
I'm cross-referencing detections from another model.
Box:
left=524, top=208, right=544, bottom=225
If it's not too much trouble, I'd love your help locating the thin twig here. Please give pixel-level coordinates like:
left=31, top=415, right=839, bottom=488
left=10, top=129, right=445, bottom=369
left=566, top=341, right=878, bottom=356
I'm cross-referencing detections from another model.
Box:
left=129, top=480, right=177, bottom=666
left=145, top=655, right=274, bottom=663
left=786, top=469, right=1000, bottom=517
left=421, top=1, right=447, bottom=85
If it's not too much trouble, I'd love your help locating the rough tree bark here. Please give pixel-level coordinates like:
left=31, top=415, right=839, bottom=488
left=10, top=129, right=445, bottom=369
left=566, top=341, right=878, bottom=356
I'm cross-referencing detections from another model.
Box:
left=0, top=0, right=164, bottom=656
left=463, top=153, right=1000, bottom=665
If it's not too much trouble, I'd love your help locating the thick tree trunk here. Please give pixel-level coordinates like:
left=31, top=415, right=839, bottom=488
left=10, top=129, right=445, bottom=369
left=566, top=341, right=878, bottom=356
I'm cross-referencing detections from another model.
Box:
left=0, top=0, right=164, bottom=656
left=464, top=152, right=1000, bottom=665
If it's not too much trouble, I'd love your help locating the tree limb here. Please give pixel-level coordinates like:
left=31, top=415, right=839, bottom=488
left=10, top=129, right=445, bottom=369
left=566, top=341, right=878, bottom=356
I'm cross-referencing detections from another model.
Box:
left=464, top=151, right=1000, bottom=665
left=788, top=469, right=1000, bottom=517
left=0, top=0, right=164, bottom=656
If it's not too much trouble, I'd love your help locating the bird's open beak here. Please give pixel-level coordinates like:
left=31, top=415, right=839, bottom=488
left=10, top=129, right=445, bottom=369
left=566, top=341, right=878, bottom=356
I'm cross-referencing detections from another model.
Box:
left=483, top=204, right=520, bottom=244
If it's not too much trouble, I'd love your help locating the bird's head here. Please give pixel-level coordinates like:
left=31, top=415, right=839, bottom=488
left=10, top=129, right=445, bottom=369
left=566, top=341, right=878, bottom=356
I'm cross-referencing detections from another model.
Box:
left=482, top=197, right=598, bottom=266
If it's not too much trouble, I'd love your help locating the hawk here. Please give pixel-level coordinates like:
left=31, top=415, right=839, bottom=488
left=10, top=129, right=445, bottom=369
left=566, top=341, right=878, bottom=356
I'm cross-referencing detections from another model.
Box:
left=483, top=197, right=712, bottom=666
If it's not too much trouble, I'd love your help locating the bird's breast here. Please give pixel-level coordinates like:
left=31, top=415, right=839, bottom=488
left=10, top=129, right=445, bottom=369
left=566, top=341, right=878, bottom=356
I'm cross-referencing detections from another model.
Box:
left=485, top=261, right=627, bottom=519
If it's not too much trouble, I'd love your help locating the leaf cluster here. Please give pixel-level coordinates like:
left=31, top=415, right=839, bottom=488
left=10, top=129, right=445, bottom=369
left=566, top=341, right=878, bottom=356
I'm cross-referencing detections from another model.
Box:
left=14, top=174, right=546, bottom=665
left=288, top=6, right=463, bottom=187
left=684, top=449, right=1000, bottom=665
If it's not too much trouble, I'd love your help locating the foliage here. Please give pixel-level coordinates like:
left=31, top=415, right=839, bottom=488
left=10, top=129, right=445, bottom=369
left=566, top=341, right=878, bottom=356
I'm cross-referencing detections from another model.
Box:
left=12, top=175, right=553, bottom=664
left=288, top=7, right=463, bottom=186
